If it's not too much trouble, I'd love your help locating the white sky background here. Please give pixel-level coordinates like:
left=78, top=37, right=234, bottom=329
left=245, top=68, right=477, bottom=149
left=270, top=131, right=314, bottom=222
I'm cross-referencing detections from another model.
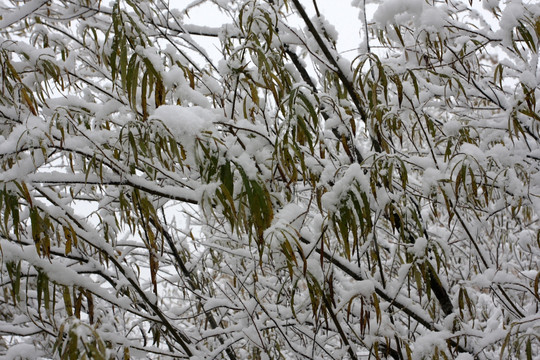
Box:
left=180, top=0, right=373, bottom=61
left=179, top=0, right=510, bottom=69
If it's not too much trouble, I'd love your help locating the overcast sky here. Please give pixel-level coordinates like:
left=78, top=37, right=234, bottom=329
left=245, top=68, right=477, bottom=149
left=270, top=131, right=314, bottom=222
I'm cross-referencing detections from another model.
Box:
left=183, top=0, right=371, bottom=59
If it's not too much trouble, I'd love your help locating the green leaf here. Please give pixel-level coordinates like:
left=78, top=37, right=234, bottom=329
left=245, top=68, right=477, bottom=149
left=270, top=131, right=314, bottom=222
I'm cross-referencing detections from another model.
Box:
left=63, top=287, right=73, bottom=317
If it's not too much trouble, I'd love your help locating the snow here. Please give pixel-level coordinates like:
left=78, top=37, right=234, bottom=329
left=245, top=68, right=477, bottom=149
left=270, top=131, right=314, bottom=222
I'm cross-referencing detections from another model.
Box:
left=411, top=330, right=451, bottom=359
left=422, top=167, right=442, bottom=195
left=455, top=354, right=475, bottom=360
left=0, top=0, right=48, bottom=30
left=373, top=0, right=423, bottom=25
left=163, top=67, right=212, bottom=108
left=355, top=279, right=375, bottom=297
left=150, top=105, right=217, bottom=139
left=460, top=143, right=486, bottom=163
left=409, top=237, right=428, bottom=257
left=234, top=152, right=258, bottom=179
left=420, top=6, right=447, bottom=30
left=482, top=0, right=499, bottom=12
left=320, top=163, right=368, bottom=212
left=498, top=1, right=526, bottom=32
left=2, top=343, right=43, bottom=360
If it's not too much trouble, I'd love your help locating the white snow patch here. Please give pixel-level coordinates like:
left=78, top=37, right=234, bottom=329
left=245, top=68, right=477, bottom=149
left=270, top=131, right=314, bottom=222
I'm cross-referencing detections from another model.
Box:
left=3, top=343, right=43, bottom=359
left=373, top=0, right=423, bottom=25
left=422, top=167, right=442, bottom=195
left=420, top=6, right=447, bottom=30
left=0, top=0, right=48, bottom=29
left=455, top=354, right=475, bottom=360
left=150, top=105, right=217, bottom=138
left=410, top=237, right=428, bottom=257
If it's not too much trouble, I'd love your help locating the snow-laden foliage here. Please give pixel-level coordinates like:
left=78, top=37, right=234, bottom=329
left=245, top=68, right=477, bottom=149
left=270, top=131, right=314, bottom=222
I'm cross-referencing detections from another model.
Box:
left=0, top=0, right=539, bottom=358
